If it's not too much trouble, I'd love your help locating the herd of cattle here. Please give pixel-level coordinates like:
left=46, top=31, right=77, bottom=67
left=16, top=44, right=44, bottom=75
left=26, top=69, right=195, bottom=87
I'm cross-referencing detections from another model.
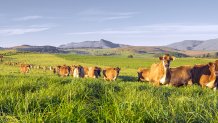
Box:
left=1, top=54, right=218, bottom=90
left=18, top=64, right=121, bottom=81
left=138, top=54, right=218, bottom=90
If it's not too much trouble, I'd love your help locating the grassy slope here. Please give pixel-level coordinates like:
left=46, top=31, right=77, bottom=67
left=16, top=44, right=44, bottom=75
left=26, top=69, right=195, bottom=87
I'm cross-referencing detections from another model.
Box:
left=0, top=53, right=217, bottom=122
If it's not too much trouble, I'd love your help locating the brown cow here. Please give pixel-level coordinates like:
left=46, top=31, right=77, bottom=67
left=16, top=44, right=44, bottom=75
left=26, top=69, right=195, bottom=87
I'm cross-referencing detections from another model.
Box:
left=168, top=66, right=193, bottom=87
left=137, top=54, right=175, bottom=85
left=215, top=60, right=218, bottom=70
left=71, top=65, right=84, bottom=78
left=214, top=60, right=218, bottom=75
left=214, top=77, right=218, bottom=91
left=103, top=67, right=120, bottom=81
left=83, top=66, right=89, bottom=77
left=53, top=65, right=61, bottom=74
left=88, top=66, right=101, bottom=78
left=192, top=62, right=217, bottom=89
left=137, top=68, right=150, bottom=82
left=56, top=65, right=71, bottom=77
left=20, top=64, right=31, bottom=73
left=0, top=55, right=3, bottom=62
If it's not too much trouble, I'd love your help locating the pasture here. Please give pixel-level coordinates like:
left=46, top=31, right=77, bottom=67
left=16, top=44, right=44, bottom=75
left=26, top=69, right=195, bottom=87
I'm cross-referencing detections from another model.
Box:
left=0, top=52, right=218, bottom=122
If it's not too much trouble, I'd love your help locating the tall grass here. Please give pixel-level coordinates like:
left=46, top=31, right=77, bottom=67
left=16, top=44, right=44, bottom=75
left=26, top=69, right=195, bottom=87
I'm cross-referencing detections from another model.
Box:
left=0, top=53, right=217, bottom=122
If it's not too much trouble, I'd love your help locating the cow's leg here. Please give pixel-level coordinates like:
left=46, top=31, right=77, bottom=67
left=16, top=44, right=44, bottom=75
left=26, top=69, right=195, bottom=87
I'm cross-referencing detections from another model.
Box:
left=187, top=80, right=193, bottom=86
left=113, top=77, right=117, bottom=81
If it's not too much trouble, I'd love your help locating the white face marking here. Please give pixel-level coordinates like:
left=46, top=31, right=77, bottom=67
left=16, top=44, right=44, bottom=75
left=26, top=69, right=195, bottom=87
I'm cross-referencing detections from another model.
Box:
left=213, top=87, right=217, bottom=91
left=206, top=81, right=215, bottom=88
left=160, top=60, right=167, bottom=84
left=160, top=76, right=167, bottom=84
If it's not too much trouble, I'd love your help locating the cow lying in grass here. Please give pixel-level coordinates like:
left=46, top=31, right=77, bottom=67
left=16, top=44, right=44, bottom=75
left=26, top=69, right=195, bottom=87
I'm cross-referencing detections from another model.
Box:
left=168, top=66, right=193, bottom=87
left=83, top=66, right=101, bottom=78
left=103, top=67, right=120, bottom=81
left=192, top=62, right=217, bottom=90
left=55, top=65, right=71, bottom=77
left=71, top=65, right=84, bottom=78
left=138, top=54, right=175, bottom=85
left=138, top=59, right=218, bottom=90
left=20, top=64, right=31, bottom=74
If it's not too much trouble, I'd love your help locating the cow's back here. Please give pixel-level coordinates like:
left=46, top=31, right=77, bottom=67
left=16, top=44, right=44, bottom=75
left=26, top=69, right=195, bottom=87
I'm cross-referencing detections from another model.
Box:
left=169, top=66, right=192, bottom=87
left=103, top=68, right=118, bottom=81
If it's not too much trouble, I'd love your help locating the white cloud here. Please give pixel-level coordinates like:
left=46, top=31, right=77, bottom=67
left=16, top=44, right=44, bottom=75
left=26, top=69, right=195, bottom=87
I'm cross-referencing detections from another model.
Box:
left=0, top=27, right=49, bottom=35
left=66, top=24, right=218, bottom=45
left=14, top=16, right=43, bottom=21
left=78, top=9, right=138, bottom=21
left=67, top=24, right=218, bottom=35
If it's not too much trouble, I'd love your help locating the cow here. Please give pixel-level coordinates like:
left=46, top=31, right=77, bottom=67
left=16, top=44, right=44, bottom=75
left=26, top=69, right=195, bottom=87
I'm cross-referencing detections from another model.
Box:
left=214, top=60, right=218, bottom=75
left=191, top=62, right=217, bottom=89
left=56, top=65, right=71, bottom=77
left=215, top=60, right=218, bottom=70
left=137, top=68, right=150, bottom=82
left=103, top=67, right=120, bottom=81
left=71, top=65, right=84, bottom=78
left=53, top=65, right=61, bottom=74
left=214, top=76, right=218, bottom=91
left=83, top=66, right=89, bottom=77
left=20, top=64, right=31, bottom=74
left=168, top=66, right=193, bottom=87
left=0, top=54, right=3, bottom=62
left=137, top=54, right=175, bottom=85
left=88, top=66, right=101, bottom=78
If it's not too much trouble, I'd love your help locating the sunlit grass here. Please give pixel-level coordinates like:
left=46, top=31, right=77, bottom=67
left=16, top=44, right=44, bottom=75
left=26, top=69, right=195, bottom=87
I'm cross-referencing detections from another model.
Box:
left=0, top=52, right=217, bottom=122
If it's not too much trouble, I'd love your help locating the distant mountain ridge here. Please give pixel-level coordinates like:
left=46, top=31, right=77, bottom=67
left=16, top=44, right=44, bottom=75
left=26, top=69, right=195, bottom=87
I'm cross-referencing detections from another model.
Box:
left=10, top=45, right=67, bottom=53
left=167, top=38, right=218, bottom=51
left=59, top=39, right=129, bottom=49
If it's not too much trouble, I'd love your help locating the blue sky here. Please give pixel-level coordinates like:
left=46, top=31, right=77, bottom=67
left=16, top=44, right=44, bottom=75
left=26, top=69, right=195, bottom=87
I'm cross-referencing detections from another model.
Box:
left=1, top=0, right=218, bottom=47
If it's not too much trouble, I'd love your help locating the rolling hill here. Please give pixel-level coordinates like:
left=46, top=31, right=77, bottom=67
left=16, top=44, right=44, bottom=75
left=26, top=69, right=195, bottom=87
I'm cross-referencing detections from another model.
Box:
left=59, top=39, right=129, bottom=49
left=10, top=45, right=67, bottom=53
left=167, top=38, right=218, bottom=51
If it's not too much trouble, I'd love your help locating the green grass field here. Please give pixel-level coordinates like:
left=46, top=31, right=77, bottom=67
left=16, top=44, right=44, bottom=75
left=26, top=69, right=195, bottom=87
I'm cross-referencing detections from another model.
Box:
left=0, top=52, right=218, bottom=122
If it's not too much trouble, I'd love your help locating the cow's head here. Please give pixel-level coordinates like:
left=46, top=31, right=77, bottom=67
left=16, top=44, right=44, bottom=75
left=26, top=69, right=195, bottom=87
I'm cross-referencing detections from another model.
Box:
left=159, top=54, right=175, bottom=68
left=208, top=62, right=216, bottom=73
left=115, top=67, right=121, bottom=75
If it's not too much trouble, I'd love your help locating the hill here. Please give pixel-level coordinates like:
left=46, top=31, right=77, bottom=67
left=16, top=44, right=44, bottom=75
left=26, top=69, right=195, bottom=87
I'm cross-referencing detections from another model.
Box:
left=167, top=38, right=218, bottom=51
left=10, top=45, right=67, bottom=53
left=59, top=39, right=129, bottom=49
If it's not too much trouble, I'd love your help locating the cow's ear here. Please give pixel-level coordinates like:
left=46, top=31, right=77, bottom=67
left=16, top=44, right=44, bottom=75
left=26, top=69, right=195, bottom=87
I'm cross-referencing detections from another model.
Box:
left=170, top=56, right=176, bottom=61
left=159, top=56, right=163, bottom=60
left=208, top=62, right=214, bottom=66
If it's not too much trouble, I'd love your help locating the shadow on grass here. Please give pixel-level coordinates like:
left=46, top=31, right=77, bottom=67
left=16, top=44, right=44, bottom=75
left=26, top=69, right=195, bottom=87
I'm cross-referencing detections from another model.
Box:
left=119, top=75, right=137, bottom=82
